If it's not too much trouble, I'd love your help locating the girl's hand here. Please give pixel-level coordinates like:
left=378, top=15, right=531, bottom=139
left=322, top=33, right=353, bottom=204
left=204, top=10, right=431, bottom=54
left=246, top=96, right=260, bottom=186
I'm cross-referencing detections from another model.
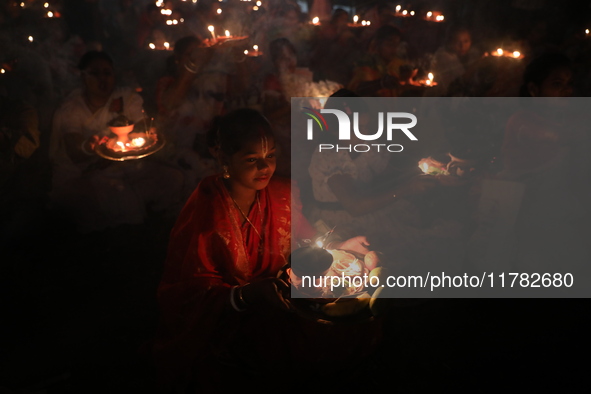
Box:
left=241, top=278, right=291, bottom=311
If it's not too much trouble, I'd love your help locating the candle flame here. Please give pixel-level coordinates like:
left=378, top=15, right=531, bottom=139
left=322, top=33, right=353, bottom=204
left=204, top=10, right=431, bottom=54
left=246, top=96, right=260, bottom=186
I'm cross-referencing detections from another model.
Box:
left=1, top=69, right=5, bottom=74
left=225, top=30, right=230, bottom=37
left=253, top=5, right=259, bottom=10
left=28, top=36, right=33, bottom=42
left=586, top=29, right=590, bottom=35
left=164, top=42, right=170, bottom=49
left=513, top=51, right=520, bottom=58
left=361, top=20, right=366, bottom=26
left=256, top=1, right=262, bottom=6
left=208, top=25, right=214, bottom=32
left=312, top=16, right=319, bottom=24
left=161, top=9, right=172, bottom=15
left=244, top=50, right=249, bottom=55
left=149, top=43, right=155, bottom=49
left=402, top=10, right=408, bottom=15
left=496, top=48, right=503, bottom=56
left=421, top=163, right=429, bottom=173
left=396, top=5, right=401, bottom=12
left=44, top=3, right=49, bottom=8
left=316, top=239, right=324, bottom=248
left=367, top=21, right=371, bottom=25
left=253, top=44, right=258, bottom=51
left=217, top=8, right=222, bottom=14
left=166, top=20, right=172, bottom=25
left=410, top=11, right=415, bottom=16
left=428, top=72, right=434, bottom=80
left=427, top=11, right=432, bottom=17
left=131, top=137, right=146, bottom=147
left=353, top=15, right=359, bottom=23
left=47, top=11, right=53, bottom=17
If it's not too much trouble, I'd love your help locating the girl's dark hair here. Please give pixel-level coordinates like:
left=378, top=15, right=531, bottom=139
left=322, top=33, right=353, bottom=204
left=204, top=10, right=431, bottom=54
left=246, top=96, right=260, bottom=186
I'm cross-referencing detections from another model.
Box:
left=519, top=53, right=572, bottom=97
left=174, top=35, right=201, bottom=57
left=269, top=37, right=296, bottom=63
left=331, top=8, right=348, bottom=23
left=374, top=25, right=403, bottom=45
left=445, top=25, right=471, bottom=45
left=78, top=51, right=113, bottom=70
left=320, top=89, right=369, bottom=144
left=207, top=108, right=274, bottom=156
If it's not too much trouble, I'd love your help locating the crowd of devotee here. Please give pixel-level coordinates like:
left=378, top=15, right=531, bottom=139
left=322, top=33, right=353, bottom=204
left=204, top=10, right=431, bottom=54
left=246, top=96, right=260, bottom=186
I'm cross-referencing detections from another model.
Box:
left=2, top=0, right=591, bottom=393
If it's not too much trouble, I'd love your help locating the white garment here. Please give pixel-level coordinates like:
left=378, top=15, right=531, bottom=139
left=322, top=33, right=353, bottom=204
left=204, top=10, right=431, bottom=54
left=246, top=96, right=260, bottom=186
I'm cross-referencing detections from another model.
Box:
left=308, top=149, right=409, bottom=238
left=49, top=87, right=183, bottom=232
left=50, top=86, right=144, bottom=187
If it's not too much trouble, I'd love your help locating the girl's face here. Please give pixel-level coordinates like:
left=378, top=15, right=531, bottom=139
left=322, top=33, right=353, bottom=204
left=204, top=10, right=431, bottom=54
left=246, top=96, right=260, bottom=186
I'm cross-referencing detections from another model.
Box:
left=275, top=45, right=297, bottom=72
left=377, top=35, right=401, bottom=63
left=82, top=58, right=115, bottom=99
left=225, top=135, right=277, bottom=193
left=529, top=66, right=573, bottom=97
left=449, top=31, right=471, bottom=56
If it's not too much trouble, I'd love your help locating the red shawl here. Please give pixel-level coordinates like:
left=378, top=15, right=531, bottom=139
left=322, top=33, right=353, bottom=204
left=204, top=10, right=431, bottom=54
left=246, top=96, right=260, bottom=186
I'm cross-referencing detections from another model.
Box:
left=153, top=175, right=315, bottom=383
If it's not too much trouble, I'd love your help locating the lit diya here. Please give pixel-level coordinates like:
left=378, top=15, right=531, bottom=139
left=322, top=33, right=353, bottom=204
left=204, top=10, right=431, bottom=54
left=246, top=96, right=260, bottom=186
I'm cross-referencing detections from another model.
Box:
left=487, top=48, right=523, bottom=59
left=424, top=11, right=445, bottom=22
left=416, top=72, right=437, bottom=87
left=95, top=115, right=164, bottom=161
left=283, top=246, right=385, bottom=321
left=418, top=156, right=449, bottom=175
left=244, top=44, right=263, bottom=57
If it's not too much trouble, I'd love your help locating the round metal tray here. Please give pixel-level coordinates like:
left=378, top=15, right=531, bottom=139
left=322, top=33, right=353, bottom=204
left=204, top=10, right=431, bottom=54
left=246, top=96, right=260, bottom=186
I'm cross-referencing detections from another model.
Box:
left=95, top=135, right=165, bottom=161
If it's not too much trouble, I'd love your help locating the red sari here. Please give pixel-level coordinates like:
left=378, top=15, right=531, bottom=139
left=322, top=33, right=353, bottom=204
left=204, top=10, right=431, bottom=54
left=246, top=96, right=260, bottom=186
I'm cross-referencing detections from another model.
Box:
left=153, top=176, right=315, bottom=381
left=153, top=175, right=380, bottom=391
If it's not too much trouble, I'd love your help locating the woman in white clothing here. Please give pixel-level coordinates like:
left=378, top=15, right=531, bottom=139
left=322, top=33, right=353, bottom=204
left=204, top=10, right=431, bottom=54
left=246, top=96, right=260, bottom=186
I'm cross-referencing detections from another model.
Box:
left=49, top=51, right=183, bottom=232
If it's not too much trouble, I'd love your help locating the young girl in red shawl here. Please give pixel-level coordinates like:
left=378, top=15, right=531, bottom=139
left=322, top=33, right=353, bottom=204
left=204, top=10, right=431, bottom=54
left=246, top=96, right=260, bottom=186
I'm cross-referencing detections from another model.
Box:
left=153, top=108, right=376, bottom=392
